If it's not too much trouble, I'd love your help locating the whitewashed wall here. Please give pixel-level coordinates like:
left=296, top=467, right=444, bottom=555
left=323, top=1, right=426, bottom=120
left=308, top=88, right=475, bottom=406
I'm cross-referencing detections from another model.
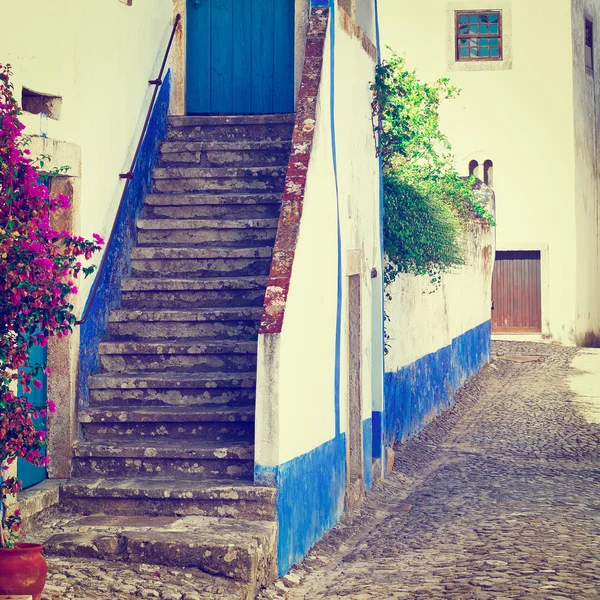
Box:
left=255, top=11, right=381, bottom=474
left=572, top=0, right=600, bottom=345
left=1, top=0, right=174, bottom=305
left=386, top=219, right=495, bottom=373
left=254, top=3, right=382, bottom=576
left=379, top=0, right=595, bottom=345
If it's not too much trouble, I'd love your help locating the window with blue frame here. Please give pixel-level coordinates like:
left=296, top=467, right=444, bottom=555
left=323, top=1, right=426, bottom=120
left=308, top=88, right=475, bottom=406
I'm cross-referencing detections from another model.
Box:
left=456, top=11, right=502, bottom=61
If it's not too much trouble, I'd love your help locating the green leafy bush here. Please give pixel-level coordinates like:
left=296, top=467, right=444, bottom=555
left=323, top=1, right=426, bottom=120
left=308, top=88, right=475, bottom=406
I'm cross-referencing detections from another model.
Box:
left=372, top=51, right=493, bottom=288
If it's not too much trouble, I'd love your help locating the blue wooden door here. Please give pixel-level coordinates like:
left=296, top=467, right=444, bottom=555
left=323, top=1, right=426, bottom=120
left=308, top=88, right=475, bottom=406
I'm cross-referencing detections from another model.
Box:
left=186, top=0, right=295, bottom=114
left=17, top=343, right=48, bottom=489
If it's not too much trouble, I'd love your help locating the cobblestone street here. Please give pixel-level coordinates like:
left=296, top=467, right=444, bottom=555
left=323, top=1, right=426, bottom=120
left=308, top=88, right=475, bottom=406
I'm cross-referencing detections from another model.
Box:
left=40, top=341, right=600, bottom=599
left=259, top=342, right=600, bottom=600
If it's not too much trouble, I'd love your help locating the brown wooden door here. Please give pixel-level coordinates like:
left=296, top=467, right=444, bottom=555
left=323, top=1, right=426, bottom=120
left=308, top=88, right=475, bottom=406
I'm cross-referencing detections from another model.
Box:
left=492, top=250, right=542, bottom=333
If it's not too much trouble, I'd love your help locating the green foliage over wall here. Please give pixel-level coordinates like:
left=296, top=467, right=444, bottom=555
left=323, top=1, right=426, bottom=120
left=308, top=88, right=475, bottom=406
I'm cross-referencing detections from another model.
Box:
left=372, top=51, right=493, bottom=288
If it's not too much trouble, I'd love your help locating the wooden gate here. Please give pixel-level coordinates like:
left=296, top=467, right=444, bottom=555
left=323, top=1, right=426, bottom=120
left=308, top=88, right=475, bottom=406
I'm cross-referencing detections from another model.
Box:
left=186, top=0, right=295, bottom=115
left=492, top=250, right=542, bottom=333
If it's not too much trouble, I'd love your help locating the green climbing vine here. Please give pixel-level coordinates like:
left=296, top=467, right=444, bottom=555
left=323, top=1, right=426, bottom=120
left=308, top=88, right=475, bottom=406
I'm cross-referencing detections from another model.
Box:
left=371, top=51, right=494, bottom=289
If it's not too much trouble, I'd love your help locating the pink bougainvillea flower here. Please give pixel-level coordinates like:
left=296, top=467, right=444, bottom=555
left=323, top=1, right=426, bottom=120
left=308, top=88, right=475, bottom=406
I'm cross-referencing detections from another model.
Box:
left=0, top=64, right=100, bottom=547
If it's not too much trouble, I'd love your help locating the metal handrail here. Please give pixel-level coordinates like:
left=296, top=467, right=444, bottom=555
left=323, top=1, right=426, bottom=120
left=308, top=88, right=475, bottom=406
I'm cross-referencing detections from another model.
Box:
left=75, top=13, right=182, bottom=326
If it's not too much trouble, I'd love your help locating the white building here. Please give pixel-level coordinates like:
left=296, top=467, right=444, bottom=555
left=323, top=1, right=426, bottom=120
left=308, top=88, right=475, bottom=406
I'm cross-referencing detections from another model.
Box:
left=2, top=0, right=495, bottom=586
left=380, top=0, right=600, bottom=346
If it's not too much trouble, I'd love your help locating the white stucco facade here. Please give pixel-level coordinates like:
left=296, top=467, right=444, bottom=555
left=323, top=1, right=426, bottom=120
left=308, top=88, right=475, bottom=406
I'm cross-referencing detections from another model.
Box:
left=255, top=4, right=382, bottom=475
left=380, top=0, right=600, bottom=346
left=1, top=0, right=175, bottom=304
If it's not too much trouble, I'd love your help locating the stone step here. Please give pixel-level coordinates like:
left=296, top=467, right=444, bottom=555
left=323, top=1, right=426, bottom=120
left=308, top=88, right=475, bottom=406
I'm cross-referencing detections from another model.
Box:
left=59, top=478, right=276, bottom=520
left=144, top=192, right=281, bottom=220
left=166, top=114, right=294, bottom=143
left=108, top=308, right=262, bottom=341
left=88, top=372, right=256, bottom=407
left=120, top=276, right=267, bottom=309
left=169, top=114, right=295, bottom=126
left=137, top=218, right=279, bottom=248
left=153, top=166, right=286, bottom=194
left=130, top=246, right=272, bottom=278
left=98, top=340, right=257, bottom=373
left=79, top=405, right=255, bottom=443
left=72, top=439, right=254, bottom=480
left=41, top=514, right=277, bottom=589
left=145, top=192, right=281, bottom=206
left=159, top=140, right=291, bottom=168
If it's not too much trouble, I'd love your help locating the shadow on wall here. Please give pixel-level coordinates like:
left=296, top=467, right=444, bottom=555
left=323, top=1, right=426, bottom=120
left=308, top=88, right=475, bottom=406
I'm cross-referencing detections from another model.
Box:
left=578, top=331, right=600, bottom=348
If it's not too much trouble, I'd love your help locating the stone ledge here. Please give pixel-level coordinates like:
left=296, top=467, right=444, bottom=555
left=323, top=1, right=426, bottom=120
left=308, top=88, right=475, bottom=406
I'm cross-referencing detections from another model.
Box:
left=17, top=479, right=63, bottom=530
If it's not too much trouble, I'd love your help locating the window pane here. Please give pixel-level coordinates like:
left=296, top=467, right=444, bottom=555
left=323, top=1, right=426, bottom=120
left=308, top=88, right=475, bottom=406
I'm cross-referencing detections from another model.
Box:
left=456, top=11, right=502, bottom=61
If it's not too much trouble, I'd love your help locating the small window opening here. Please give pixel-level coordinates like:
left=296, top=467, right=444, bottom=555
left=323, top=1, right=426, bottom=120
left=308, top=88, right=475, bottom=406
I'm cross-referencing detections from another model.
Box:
left=469, top=159, right=481, bottom=179
left=484, top=159, right=494, bottom=187
left=22, top=88, right=62, bottom=121
left=456, top=11, right=503, bottom=62
left=585, top=19, right=594, bottom=71
left=119, top=0, right=133, bottom=5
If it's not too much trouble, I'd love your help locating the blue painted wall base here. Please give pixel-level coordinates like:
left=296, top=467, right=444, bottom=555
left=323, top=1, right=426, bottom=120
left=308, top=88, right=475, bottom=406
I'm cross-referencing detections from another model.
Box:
left=256, top=433, right=346, bottom=576
left=384, top=320, right=491, bottom=445
left=372, top=410, right=382, bottom=459
left=78, top=72, right=171, bottom=407
left=363, top=418, right=373, bottom=492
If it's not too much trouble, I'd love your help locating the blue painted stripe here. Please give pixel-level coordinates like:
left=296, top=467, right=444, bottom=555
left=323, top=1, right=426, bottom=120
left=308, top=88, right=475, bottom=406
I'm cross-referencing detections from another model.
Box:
left=311, top=0, right=331, bottom=5
left=78, top=72, right=171, bottom=408
left=328, top=3, right=342, bottom=437
left=363, top=418, right=373, bottom=491
left=384, top=320, right=491, bottom=445
left=256, top=434, right=347, bottom=576
left=373, top=0, right=386, bottom=468
left=372, top=410, right=382, bottom=459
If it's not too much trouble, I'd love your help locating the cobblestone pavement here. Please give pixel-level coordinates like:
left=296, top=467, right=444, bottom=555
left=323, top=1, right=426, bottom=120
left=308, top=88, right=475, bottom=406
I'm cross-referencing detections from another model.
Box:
left=38, top=342, right=600, bottom=599
left=259, top=341, right=600, bottom=600
left=41, top=556, right=246, bottom=600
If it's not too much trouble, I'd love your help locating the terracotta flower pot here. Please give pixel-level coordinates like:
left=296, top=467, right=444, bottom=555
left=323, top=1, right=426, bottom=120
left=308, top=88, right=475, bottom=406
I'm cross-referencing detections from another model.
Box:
left=0, top=542, right=48, bottom=600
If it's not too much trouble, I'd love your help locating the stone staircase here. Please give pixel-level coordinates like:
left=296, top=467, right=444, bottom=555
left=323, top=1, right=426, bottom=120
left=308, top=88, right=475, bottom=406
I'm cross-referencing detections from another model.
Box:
left=41, top=114, right=295, bottom=597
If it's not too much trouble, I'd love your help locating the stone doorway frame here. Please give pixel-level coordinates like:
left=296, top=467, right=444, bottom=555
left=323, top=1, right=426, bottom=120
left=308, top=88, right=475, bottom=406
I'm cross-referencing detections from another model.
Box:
left=345, top=250, right=365, bottom=509
left=13, top=137, right=82, bottom=525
